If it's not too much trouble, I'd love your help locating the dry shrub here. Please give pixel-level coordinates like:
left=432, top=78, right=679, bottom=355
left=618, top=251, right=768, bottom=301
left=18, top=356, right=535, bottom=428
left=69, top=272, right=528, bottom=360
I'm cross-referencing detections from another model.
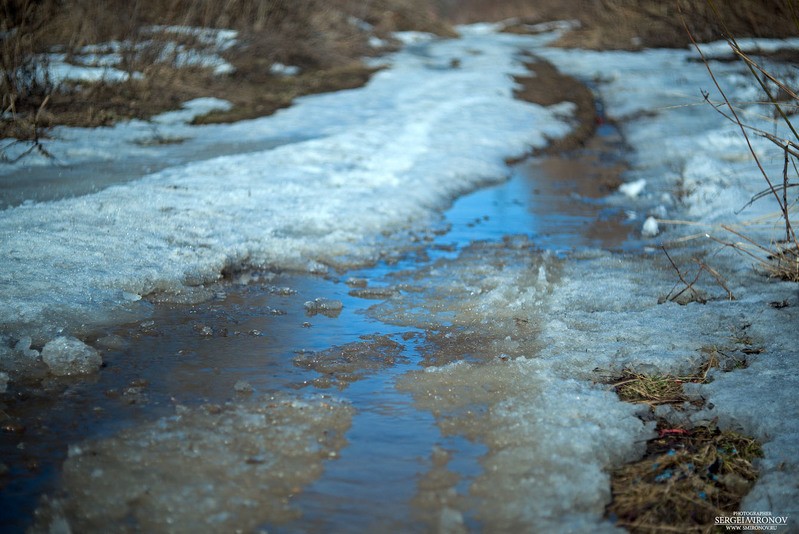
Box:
left=1, top=0, right=57, bottom=133
left=683, top=1, right=799, bottom=282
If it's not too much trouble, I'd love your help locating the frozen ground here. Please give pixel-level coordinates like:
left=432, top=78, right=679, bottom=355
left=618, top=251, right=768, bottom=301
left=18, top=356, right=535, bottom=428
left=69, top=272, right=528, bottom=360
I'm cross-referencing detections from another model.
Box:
left=1, top=23, right=798, bottom=532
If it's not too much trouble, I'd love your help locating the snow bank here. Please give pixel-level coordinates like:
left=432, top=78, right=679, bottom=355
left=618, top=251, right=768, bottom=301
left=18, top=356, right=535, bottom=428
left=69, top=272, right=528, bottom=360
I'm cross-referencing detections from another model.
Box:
left=0, top=30, right=572, bottom=347
left=537, top=41, right=796, bottom=235
left=537, top=39, right=799, bottom=525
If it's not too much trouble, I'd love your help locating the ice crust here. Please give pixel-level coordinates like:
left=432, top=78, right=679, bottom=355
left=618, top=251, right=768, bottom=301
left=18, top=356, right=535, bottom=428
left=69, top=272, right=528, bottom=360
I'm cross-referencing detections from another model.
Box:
left=41, top=336, right=102, bottom=376
left=401, top=361, right=649, bottom=533
left=0, top=29, right=571, bottom=345
left=31, top=394, right=354, bottom=533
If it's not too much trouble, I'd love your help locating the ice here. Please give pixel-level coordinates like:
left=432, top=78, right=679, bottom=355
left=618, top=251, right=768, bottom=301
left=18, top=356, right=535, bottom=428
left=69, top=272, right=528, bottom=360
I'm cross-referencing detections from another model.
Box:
left=233, top=379, right=253, bottom=394
left=369, top=237, right=555, bottom=338
left=366, top=240, right=652, bottom=529
left=31, top=394, right=354, bottom=533
left=13, top=336, right=39, bottom=359
left=401, top=360, right=651, bottom=532
left=293, top=334, right=406, bottom=389
left=303, top=298, right=344, bottom=316
left=40, top=337, right=102, bottom=376
left=641, top=216, right=659, bottom=237
left=618, top=178, right=646, bottom=198
left=0, top=371, right=7, bottom=393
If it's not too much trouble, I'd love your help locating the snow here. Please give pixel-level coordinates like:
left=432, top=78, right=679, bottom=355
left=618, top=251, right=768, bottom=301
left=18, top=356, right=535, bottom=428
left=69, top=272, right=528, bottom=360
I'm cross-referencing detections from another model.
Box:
left=618, top=177, right=646, bottom=198
left=44, top=53, right=137, bottom=84
left=269, top=62, right=300, bottom=76
left=28, top=26, right=238, bottom=87
left=2, top=23, right=799, bottom=530
left=0, top=28, right=572, bottom=344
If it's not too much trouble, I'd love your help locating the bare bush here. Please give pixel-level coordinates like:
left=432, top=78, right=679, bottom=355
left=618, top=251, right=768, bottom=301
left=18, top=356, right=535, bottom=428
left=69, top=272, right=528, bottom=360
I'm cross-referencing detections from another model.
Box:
left=682, top=1, right=799, bottom=281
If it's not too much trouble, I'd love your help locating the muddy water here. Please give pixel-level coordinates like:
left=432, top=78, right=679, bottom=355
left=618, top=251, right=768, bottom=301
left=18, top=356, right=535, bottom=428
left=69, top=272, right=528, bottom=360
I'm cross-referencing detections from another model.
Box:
left=0, top=126, right=635, bottom=532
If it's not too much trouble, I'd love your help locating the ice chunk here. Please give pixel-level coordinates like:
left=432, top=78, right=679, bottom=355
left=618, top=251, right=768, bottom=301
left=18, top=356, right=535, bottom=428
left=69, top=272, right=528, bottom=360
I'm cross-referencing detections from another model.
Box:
left=14, top=336, right=40, bottom=359
left=398, top=358, right=653, bottom=531
left=41, top=337, right=102, bottom=376
left=641, top=216, right=659, bottom=237
left=0, top=371, right=8, bottom=393
left=304, top=298, right=344, bottom=317
left=233, top=380, right=253, bottom=394
left=293, top=335, right=406, bottom=389
left=618, top=178, right=646, bottom=198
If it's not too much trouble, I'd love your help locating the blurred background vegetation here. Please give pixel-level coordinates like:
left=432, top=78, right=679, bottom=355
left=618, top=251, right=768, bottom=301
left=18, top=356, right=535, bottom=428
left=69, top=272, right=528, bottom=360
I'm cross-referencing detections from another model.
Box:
left=1, top=0, right=796, bottom=139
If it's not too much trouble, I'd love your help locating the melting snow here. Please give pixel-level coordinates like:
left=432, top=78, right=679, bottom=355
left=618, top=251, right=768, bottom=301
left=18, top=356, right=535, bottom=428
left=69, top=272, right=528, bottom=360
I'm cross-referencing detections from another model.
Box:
left=2, top=23, right=798, bottom=531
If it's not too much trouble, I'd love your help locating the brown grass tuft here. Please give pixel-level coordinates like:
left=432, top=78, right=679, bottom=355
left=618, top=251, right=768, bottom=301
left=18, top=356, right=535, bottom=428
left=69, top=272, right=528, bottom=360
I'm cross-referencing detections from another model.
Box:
left=608, top=423, right=763, bottom=533
left=611, top=352, right=718, bottom=407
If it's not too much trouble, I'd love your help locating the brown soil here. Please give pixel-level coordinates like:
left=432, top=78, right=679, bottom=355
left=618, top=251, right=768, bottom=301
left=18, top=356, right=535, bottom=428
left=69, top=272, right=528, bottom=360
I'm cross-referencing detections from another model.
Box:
left=512, top=57, right=598, bottom=154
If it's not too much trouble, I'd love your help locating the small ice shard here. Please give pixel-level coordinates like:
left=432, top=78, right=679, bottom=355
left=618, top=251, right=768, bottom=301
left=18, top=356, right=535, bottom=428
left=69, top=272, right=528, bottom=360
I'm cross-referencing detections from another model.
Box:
left=0, top=371, right=8, bottom=393
left=41, top=336, right=102, bottom=376
left=619, top=178, right=646, bottom=198
left=304, top=298, right=344, bottom=317
left=234, top=380, right=253, bottom=394
left=14, top=336, right=40, bottom=359
left=641, top=216, right=660, bottom=237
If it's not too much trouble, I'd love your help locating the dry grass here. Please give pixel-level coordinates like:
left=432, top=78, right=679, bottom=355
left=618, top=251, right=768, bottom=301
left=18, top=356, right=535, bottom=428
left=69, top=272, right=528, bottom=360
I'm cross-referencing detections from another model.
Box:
left=609, top=351, right=719, bottom=407
left=608, top=423, right=763, bottom=533
left=606, top=350, right=763, bottom=532
left=0, top=0, right=454, bottom=142
left=437, top=0, right=797, bottom=50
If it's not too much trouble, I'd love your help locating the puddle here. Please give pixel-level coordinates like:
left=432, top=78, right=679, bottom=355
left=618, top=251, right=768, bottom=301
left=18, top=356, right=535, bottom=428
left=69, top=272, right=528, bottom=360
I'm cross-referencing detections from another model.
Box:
left=0, top=122, right=637, bottom=532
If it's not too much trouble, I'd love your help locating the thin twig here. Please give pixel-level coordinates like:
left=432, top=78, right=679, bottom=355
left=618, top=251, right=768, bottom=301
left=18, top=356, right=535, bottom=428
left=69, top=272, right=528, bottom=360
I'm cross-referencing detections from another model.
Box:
left=693, top=258, right=734, bottom=300
left=681, top=4, right=798, bottom=250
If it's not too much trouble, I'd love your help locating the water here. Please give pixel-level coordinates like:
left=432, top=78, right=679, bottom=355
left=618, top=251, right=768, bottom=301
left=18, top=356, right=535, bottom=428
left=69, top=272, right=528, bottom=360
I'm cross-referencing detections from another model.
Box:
left=0, top=124, right=635, bottom=532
